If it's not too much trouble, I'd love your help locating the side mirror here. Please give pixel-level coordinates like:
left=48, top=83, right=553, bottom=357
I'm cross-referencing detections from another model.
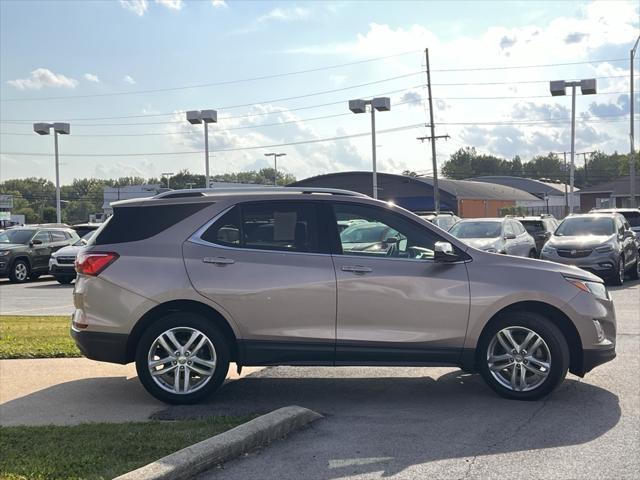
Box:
left=623, top=230, right=635, bottom=239
left=30, top=239, right=43, bottom=246
left=434, top=241, right=459, bottom=263
left=504, top=232, right=516, bottom=240
left=543, top=231, right=552, bottom=239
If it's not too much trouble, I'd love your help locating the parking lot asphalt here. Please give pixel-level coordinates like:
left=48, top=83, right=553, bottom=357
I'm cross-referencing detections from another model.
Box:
left=187, top=280, right=638, bottom=480
left=0, top=277, right=75, bottom=316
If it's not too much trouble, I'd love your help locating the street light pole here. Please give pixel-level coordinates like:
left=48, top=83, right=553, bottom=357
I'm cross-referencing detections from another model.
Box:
left=630, top=36, right=639, bottom=207
left=186, top=110, right=217, bottom=188
left=349, top=97, right=391, bottom=199
left=33, top=122, right=70, bottom=224
left=550, top=78, right=596, bottom=214
left=161, top=172, right=174, bottom=189
left=264, top=153, right=286, bottom=185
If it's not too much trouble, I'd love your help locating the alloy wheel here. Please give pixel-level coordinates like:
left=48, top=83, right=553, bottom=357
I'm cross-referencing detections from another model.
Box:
left=486, top=326, right=551, bottom=392
left=14, top=263, right=28, bottom=281
left=147, top=327, right=217, bottom=395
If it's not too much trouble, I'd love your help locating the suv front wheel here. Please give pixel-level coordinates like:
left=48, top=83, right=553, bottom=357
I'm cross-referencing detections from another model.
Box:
left=477, top=311, right=569, bottom=400
left=9, top=259, right=30, bottom=283
left=135, top=313, right=230, bottom=404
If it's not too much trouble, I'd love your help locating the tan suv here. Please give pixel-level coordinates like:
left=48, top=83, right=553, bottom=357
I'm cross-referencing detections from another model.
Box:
left=72, top=188, right=616, bottom=404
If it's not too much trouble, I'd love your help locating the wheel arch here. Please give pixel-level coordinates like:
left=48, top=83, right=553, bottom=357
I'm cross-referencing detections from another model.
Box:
left=11, top=255, right=32, bottom=270
left=463, top=300, right=584, bottom=376
left=126, top=299, right=239, bottom=364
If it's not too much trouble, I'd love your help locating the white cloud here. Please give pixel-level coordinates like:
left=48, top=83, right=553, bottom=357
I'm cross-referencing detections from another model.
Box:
left=7, top=68, right=78, bottom=90
left=258, top=6, right=310, bottom=23
left=123, top=75, right=136, bottom=84
left=83, top=73, right=99, bottom=83
left=211, top=0, right=227, bottom=7
left=119, top=0, right=148, bottom=16
left=155, top=0, right=183, bottom=10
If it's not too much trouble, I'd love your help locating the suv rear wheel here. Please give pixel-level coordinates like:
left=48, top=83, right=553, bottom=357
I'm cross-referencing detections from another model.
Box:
left=135, top=313, right=230, bottom=404
left=9, top=259, right=30, bottom=283
left=609, top=256, right=624, bottom=286
left=477, top=311, right=569, bottom=400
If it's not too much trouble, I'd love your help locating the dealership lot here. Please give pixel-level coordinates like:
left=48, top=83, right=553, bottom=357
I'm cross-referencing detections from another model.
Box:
left=0, top=277, right=638, bottom=479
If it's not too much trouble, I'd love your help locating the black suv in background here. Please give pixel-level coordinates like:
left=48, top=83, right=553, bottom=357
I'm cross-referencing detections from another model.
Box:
left=517, top=215, right=559, bottom=256
left=0, top=226, right=79, bottom=283
left=590, top=208, right=640, bottom=235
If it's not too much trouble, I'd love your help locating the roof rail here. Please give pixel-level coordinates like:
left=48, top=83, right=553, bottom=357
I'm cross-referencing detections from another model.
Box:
left=154, top=187, right=368, bottom=199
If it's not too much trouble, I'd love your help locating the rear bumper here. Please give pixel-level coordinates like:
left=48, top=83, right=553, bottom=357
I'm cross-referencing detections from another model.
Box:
left=71, top=327, right=129, bottom=364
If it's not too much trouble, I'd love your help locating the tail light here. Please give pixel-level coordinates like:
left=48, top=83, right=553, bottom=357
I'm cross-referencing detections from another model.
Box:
left=75, top=252, right=119, bottom=276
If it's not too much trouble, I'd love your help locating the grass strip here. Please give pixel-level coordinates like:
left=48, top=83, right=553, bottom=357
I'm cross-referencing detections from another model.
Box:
left=0, top=416, right=251, bottom=480
left=0, top=316, right=80, bottom=359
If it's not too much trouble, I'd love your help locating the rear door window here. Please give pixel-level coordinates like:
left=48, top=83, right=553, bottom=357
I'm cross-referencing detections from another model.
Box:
left=202, top=202, right=322, bottom=254
left=48, top=231, right=67, bottom=242
left=32, top=231, right=51, bottom=244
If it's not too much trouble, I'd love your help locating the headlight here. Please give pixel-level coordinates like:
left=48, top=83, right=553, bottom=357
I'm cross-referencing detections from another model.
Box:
left=484, top=248, right=497, bottom=253
left=565, top=277, right=609, bottom=300
left=0, top=250, right=10, bottom=256
left=542, top=245, right=556, bottom=253
left=594, top=244, right=614, bottom=253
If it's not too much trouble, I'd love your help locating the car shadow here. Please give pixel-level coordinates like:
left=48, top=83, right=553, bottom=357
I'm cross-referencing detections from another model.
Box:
left=152, top=367, right=620, bottom=477
left=609, top=278, right=640, bottom=291
left=25, top=282, right=75, bottom=289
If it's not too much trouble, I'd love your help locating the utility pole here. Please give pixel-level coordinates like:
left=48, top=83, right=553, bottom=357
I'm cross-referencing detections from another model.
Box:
left=631, top=36, right=639, bottom=208
left=425, top=48, right=443, bottom=213
left=417, top=133, right=450, bottom=213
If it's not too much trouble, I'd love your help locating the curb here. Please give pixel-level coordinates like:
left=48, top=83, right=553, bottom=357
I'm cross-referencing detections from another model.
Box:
left=114, top=405, right=323, bottom=480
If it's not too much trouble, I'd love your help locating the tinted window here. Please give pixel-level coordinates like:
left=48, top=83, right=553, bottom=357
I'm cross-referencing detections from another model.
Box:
left=0, top=229, right=36, bottom=244
left=202, top=202, right=320, bottom=253
left=522, top=221, right=544, bottom=234
left=49, top=231, right=67, bottom=242
left=94, top=203, right=209, bottom=245
left=555, top=217, right=614, bottom=236
left=621, top=211, right=640, bottom=227
left=201, top=207, right=241, bottom=247
left=450, top=221, right=502, bottom=238
left=33, top=231, right=50, bottom=244
left=333, top=203, right=442, bottom=260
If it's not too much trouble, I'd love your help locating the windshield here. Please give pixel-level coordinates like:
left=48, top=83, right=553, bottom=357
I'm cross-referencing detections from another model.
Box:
left=0, top=229, right=36, bottom=245
left=340, top=224, right=390, bottom=243
left=555, top=217, right=614, bottom=236
left=449, top=221, right=501, bottom=239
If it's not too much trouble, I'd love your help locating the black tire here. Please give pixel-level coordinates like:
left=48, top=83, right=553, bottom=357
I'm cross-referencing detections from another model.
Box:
left=528, top=249, right=537, bottom=258
left=55, top=275, right=74, bottom=284
left=9, top=259, right=30, bottom=283
left=135, top=313, right=230, bottom=404
left=608, top=256, right=624, bottom=286
left=30, top=273, right=40, bottom=280
left=477, top=311, right=570, bottom=401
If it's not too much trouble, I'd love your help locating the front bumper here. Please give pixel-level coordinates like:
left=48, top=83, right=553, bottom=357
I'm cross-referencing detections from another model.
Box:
left=71, top=327, right=129, bottom=364
left=49, top=263, right=76, bottom=276
left=540, top=249, right=618, bottom=280
left=582, top=345, right=616, bottom=374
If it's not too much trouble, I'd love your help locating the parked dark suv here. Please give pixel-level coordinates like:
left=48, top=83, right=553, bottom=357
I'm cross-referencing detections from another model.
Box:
left=517, top=215, right=559, bottom=257
left=541, top=213, right=639, bottom=285
left=0, top=226, right=80, bottom=282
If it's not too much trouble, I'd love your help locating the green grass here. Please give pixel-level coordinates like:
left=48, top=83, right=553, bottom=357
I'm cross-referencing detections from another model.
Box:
left=0, top=316, right=80, bottom=359
left=0, top=417, right=251, bottom=480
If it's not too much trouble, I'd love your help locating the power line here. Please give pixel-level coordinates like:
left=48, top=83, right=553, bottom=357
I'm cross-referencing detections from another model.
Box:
left=0, top=123, right=427, bottom=157
left=0, top=50, right=422, bottom=103
left=0, top=56, right=625, bottom=103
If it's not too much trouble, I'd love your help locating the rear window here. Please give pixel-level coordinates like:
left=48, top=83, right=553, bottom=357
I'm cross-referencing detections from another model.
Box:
left=521, top=221, right=544, bottom=234
left=620, top=211, right=640, bottom=227
left=93, top=203, right=208, bottom=245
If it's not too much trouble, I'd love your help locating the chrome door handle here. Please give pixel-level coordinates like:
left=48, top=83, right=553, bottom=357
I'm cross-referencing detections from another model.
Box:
left=203, top=257, right=235, bottom=266
left=341, top=265, right=373, bottom=274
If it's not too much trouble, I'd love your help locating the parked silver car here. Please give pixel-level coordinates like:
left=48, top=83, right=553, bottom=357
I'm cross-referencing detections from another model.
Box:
left=49, top=231, right=95, bottom=284
left=541, top=213, right=639, bottom=285
left=449, top=217, right=538, bottom=257
left=72, top=187, right=616, bottom=404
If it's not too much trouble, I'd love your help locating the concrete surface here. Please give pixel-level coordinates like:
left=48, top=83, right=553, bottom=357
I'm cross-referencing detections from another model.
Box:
left=187, top=280, right=639, bottom=480
left=0, top=277, right=75, bottom=316
left=115, top=406, right=322, bottom=480
left=0, top=359, right=261, bottom=426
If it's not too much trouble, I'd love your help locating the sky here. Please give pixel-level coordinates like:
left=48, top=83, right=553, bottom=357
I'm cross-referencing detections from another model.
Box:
left=0, top=0, right=638, bottom=184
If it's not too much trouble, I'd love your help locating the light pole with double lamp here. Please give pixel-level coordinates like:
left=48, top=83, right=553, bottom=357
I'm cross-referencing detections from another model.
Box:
left=550, top=78, right=596, bottom=213
left=161, top=172, right=174, bottom=189
left=186, top=110, right=217, bottom=188
left=264, top=153, right=286, bottom=186
left=348, top=97, right=391, bottom=199
left=33, top=122, right=70, bottom=224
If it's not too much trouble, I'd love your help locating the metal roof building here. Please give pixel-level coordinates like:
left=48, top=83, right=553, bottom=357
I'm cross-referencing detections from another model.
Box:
left=290, top=172, right=538, bottom=217
left=470, top=176, right=572, bottom=198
